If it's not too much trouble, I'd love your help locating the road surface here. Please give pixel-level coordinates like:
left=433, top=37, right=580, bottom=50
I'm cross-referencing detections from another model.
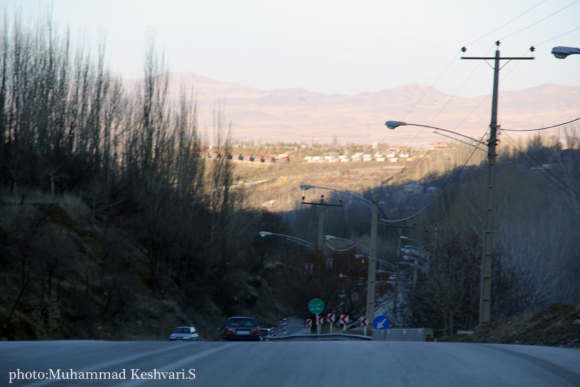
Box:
left=1, top=340, right=579, bottom=386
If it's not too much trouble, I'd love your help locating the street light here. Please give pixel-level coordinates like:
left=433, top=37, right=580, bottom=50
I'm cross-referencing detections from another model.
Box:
left=551, top=46, right=580, bottom=59
left=259, top=231, right=316, bottom=250
left=385, top=121, right=486, bottom=145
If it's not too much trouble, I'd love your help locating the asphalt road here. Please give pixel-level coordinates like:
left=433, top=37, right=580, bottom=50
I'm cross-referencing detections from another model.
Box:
left=2, top=340, right=579, bottom=386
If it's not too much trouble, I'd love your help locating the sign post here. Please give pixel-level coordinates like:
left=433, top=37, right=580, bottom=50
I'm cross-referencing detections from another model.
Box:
left=308, top=299, right=325, bottom=334
left=327, top=313, right=335, bottom=333
left=317, top=315, right=324, bottom=333
left=340, top=315, right=349, bottom=332
left=306, top=319, right=312, bottom=332
left=361, top=317, right=368, bottom=336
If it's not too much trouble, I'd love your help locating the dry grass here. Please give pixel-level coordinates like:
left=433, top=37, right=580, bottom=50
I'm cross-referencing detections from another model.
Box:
left=442, top=303, right=580, bottom=348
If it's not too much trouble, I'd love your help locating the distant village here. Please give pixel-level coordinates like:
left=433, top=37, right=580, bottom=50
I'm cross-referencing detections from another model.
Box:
left=202, top=141, right=454, bottom=163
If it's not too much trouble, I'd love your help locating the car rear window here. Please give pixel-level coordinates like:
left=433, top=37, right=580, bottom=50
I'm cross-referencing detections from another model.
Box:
left=228, top=318, right=257, bottom=327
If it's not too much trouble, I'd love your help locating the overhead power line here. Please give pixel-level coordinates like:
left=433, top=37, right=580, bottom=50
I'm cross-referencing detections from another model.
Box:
left=534, top=25, right=580, bottom=47
left=381, top=131, right=487, bottom=223
left=502, top=117, right=580, bottom=132
left=501, top=0, right=580, bottom=41
left=503, top=133, right=580, bottom=201
left=465, top=0, right=547, bottom=47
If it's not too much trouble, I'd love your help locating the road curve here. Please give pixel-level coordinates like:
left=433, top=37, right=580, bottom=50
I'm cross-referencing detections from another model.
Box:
left=1, top=341, right=579, bottom=386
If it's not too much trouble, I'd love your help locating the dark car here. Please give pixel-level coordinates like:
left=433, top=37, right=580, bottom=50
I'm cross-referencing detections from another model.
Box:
left=218, top=317, right=261, bottom=341
left=169, top=326, right=199, bottom=341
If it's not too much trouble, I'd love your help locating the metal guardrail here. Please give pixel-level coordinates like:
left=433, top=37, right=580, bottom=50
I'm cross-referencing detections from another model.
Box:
left=266, top=333, right=372, bottom=341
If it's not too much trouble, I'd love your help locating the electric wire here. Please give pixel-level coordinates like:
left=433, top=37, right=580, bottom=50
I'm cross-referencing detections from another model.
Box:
left=378, top=1, right=550, bottom=149
left=533, top=26, right=580, bottom=47
left=324, top=232, right=371, bottom=253
left=366, top=4, right=570, bottom=206
left=402, top=46, right=494, bottom=150
left=324, top=243, right=360, bottom=253
left=502, top=117, right=580, bottom=132
left=503, top=133, right=580, bottom=201
left=401, top=52, right=461, bottom=121
left=381, top=131, right=487, bottom=223
left=500, top=0, right=580, bottom=41
left=465, top=0, right=547, bottom=47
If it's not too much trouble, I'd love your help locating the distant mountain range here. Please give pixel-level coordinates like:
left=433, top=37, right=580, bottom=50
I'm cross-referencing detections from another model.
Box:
left=125, top=72, right=580, bottom=146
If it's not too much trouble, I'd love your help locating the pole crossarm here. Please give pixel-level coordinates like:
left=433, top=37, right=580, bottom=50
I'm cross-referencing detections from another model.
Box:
left=461, top=57, right=534, bottom=60
left=301, top=201, right=343, bottom=207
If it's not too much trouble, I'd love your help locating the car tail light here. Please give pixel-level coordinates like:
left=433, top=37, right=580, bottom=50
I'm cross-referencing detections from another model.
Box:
left=253, top=330, right=260, bottom=335
left=225, top=329, right=234, bottom=335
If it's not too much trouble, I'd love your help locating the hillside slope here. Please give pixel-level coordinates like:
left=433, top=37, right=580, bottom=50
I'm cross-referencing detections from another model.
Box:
left=0, top=192, right=285, bottom=341
left=442, top=303, right=580, bottom=348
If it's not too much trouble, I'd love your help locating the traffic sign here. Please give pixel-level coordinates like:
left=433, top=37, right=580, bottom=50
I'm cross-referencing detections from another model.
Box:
left=373, top=316, right=390, bottom=330
left=317, top=316, right=324, bottom=326
left=340, top=315, right=349, bottom=325
left=361, top=317, right=368, bottom=327
left=327, top=313, right=336, bottom=323
left=306, top=319, right=312, bottom=328
left=308, top=298, right=325, bottom=314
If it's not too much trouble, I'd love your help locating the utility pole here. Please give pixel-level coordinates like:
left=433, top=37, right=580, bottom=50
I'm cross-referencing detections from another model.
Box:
left=462, top=41, right=534, bottom=325
left=385, top=224, right=415, bottom=328
left=393, top=262, right=400, bottom=327
left=318, top=196, right=325, bottom=251
left=366, top=195, right=379, bottom=336
left=301, top=195, right=342, bottom=252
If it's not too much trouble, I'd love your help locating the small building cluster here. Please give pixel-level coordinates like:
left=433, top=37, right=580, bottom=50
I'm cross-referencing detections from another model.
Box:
left=305, top=150, right=413, bottom=163
left=201, top=151, right=290, bottom=163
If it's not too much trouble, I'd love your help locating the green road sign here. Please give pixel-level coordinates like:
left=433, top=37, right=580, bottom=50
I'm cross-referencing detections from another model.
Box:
left=308, top=298, right=325, bottom=314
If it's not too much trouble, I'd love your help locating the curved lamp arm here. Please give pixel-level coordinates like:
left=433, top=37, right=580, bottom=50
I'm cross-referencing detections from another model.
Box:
left=386, top=121, right=486, bottom=145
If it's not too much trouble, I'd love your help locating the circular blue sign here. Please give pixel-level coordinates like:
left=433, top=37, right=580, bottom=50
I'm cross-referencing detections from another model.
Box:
left=373, top=316, right=390, bottom=330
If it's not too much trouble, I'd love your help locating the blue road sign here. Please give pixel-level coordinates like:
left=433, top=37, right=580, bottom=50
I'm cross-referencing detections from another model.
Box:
left=373, top=316, right=390, bottom=330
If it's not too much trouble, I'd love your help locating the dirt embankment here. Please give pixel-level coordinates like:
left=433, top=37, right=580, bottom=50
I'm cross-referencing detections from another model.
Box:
left=442, top=303, right=580, bottom=348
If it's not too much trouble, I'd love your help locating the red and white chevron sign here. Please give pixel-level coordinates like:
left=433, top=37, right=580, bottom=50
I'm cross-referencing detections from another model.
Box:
left=340, top=315, right=349, bottom=325
left=361, top=317, right=368, bottom=327
left=317, top=316, right=324, bottom=326
left=306, top=319, right=312, bottom=328
left=327, top=313, right=335, bottom=323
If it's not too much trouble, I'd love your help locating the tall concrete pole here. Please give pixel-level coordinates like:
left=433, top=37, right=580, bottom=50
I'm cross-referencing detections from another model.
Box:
left=461, top=43, right=533, bottom=326
left=366, top=195, right=379, bottom=336
left=317, top=196, right=324, bottom=251
left=479, top=49, right=500, bottom=325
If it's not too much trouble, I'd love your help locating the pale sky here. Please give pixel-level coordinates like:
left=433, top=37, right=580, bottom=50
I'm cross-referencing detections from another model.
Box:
left=3, top=0, right=580, bottom=98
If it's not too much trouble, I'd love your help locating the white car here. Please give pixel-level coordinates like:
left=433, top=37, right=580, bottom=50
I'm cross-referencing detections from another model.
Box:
left=169, top=326, right=199, bottom=341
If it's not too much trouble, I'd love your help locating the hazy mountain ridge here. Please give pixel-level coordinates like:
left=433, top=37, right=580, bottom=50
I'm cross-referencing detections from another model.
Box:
left=124, top=73, right=580, bottom=144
